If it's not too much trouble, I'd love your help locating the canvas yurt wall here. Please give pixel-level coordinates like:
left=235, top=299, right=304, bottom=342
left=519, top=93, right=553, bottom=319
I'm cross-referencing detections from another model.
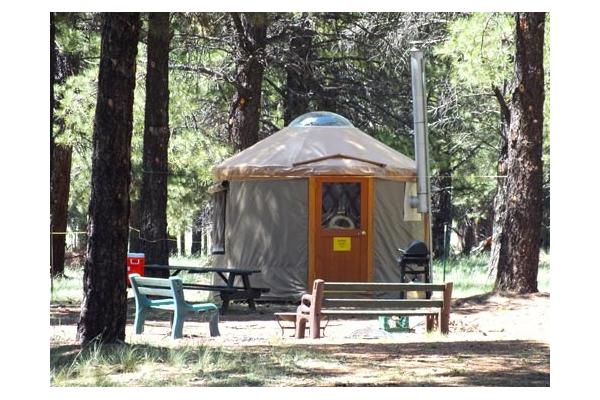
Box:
left=373, top=178, right=424, bottom=283
left=212, top=177, right=424, bottom=300
left=212, top=178, right=309, bottom=299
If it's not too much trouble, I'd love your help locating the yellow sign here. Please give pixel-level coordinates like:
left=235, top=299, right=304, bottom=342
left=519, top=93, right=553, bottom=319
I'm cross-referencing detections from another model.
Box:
left=333, top=237, right=351, bottom=252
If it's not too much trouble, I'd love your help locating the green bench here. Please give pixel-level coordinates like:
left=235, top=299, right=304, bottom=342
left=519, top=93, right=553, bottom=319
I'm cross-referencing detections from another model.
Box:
left=295, top=279, right=453, bottom=339
left=129, top=273, right=220, bottom=339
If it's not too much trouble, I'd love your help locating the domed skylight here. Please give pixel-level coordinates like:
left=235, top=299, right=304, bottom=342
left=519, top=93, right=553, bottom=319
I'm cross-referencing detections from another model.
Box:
left=289, top=111, right=354, bottom=127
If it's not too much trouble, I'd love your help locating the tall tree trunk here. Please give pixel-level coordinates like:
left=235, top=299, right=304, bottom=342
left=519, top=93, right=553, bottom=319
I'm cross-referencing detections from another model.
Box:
left=489, top=78, right=512, bottom=275
left=228, top=13, right=268, bottom=151
left=431, top=168, right=452, bottom=259
left=167, top=234, right=178, bottom=255
left=77, top=13, right=140, bottom=344
left=50, top=13, right=74, bottom=277
left=179, top=231, right=186, bottom=256
left=140, top=12, right=171, bottom=277
left=488, top=141, right=508, bottom=273
left=284, top=16, right=313, bottom=125
left=459, top=217, right=475, bottom=256
left=474, top=206, right=493, bottom=245
left=191, top=214, right=202, bottom=256
left=50, top=144, right=72, bottom=276
left=50, top=12, right=57, bottom=275
left=540, top=182, right=550, bottom=250
left=51, top=13, right=85, bottom=275
left=494, top=13, right=545, bottom=293
left=191, top=227, right=202, bottom=256
left=314, top=88, right=341, bottom=114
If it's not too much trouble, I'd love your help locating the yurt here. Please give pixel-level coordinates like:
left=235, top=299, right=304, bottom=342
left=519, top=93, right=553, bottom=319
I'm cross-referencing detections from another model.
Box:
left=210, top=111, right=428, bottom=300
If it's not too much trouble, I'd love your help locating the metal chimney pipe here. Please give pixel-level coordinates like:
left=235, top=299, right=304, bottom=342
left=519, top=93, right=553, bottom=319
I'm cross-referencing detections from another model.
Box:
left=410, top=49, right=431, bottom=214
left=410, top=49, right=433, bottom=283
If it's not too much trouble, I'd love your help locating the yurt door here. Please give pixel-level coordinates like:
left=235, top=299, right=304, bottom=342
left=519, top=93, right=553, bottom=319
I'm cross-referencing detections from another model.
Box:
left=312, top=177, right=370, bottom=282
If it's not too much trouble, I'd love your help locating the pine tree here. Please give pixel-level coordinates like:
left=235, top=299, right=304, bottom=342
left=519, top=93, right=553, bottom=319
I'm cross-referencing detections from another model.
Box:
left=140, top=12, right=172, bottom=277
left=494, top=13, right=546, bottom=293
left=77, top=12, right=141, bottom=344
left=228, top=13, right=269, bottom=150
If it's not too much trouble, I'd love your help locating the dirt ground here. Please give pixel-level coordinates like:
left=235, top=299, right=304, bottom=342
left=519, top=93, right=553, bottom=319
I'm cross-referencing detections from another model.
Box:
left=50, top=291, right=550, bottom=386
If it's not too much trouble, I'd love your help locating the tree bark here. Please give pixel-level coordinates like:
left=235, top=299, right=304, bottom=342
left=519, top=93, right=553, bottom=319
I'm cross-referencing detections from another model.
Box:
left=50, top=144, right=72, bottom=277
left=494, top=13, right=545, bottom=293
left=488, top=144, right=508, bottom=273
left=140, top=12, right=171, bottom=278
left=431, top=168, right=452, bottom=259
left=284, top=17, right=314, bottom=125
left=488, top=82, right=511, bottom=275
left=459, top=217, right=475, bottom=256
left=77, top=13, right=140, bottom=344
left=228, top=13, right=268, bottom=151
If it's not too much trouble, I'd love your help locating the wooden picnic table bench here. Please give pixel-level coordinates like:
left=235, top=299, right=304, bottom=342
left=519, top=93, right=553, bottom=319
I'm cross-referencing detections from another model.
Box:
left=144, top=264, right=269, bottom=314
left=129, top=273, right=220, bottom=339
left=295, top=279, right=453, bottom=339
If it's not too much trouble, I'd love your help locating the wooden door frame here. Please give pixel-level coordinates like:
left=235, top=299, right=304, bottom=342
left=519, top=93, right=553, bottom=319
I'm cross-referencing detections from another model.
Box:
left=307, top=176, right=374, bottom=287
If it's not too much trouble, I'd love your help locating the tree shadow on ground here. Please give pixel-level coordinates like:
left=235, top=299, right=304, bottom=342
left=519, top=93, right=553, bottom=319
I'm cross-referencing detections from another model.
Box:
left=281, top=339, right=550, bottom=386
left=51, top=293, right=550, bottom=326
left=51, top=298, right=145, bottom=325
left=49, top=339, right=549, bottom=386
left=451, top=291, right=549, bottom=316
left=50, top=298, right=302, bottom=325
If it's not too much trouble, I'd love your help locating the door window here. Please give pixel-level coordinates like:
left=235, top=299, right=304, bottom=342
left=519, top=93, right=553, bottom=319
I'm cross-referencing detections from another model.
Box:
left=321, top=182, right=361, bottom=229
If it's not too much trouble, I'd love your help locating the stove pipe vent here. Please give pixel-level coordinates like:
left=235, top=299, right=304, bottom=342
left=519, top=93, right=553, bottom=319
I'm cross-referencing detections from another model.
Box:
left=410, top=49, right=431, bottom=214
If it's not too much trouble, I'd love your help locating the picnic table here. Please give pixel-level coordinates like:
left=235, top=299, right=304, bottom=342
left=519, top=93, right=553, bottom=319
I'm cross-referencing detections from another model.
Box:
left=144, top=264, right=269, bottom=314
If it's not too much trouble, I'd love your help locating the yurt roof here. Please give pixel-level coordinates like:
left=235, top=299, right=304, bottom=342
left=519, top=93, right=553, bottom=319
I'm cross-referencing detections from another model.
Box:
left=212, top=112, right=416, bottom=180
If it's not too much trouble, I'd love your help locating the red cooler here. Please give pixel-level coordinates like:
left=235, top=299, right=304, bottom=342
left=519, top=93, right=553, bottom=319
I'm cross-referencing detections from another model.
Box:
left=127, top=253, right=145, bottom=285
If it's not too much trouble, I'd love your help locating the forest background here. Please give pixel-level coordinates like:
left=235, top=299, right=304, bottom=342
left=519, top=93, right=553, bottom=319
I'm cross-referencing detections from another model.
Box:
left=2, top=0, right=599, bottom=395
left=50, top=11, right=550, bottom=264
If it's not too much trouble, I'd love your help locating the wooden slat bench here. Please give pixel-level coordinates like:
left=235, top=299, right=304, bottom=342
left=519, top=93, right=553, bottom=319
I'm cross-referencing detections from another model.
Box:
left=295, top=279, right=453, bottom=339
left=129, top=273, right=220, bottom=339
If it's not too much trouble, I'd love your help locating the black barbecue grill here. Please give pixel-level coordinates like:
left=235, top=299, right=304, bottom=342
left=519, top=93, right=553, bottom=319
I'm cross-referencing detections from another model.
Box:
left=398, top=240, right=431, bottom=299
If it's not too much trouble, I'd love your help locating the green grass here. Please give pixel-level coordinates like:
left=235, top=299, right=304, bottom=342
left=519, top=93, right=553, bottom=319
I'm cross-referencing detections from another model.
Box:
left=51, top=252, right=551, bottom=303
left=50, top=342, right=331, bottom=386
left=432, top=250, right=550, bottom=298
left=51, top=255, right=217, bottom=303
left=50, top=266, right=84, bottom=303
